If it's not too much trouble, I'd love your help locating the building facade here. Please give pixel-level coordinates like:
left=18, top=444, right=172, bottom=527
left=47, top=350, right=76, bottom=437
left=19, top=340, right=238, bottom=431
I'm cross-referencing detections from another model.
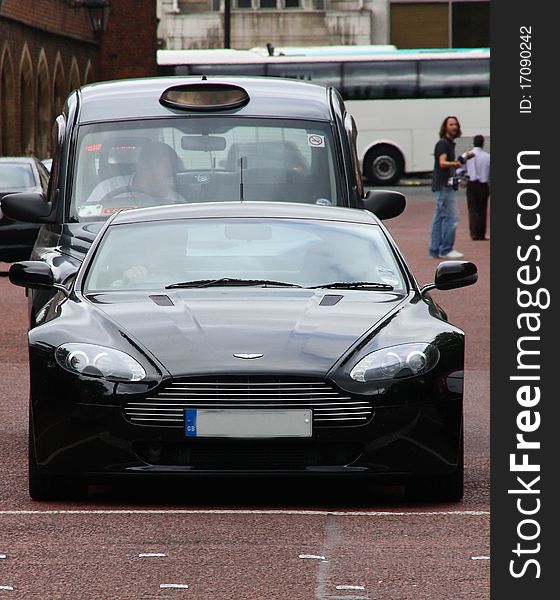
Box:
left=157, top=0, right=391, bottom=50
left=0, top=0, right=158, bottom=158
left=157, top=0, right=488, bottom=52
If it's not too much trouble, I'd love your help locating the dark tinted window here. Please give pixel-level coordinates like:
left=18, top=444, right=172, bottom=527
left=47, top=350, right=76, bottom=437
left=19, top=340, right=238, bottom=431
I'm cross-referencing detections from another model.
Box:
left=342, top=61, right=417, bottom=100
left=419, top=59, right=489, bottom=97
left=266, top=62, right=341, bottom=88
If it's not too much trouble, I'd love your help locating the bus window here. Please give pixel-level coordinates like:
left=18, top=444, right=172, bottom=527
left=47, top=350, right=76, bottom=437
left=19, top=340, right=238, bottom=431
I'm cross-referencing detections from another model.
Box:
left=266, top=62, right=341, bottom=88
left=342, top=61, right=417, bottom=100
left=189, top=63, right=266, bottom=76
left=419, top=59, right=489, bottom=98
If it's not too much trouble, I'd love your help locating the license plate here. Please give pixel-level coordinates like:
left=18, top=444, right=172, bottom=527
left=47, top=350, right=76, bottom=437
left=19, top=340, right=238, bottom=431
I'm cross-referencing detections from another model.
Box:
left=184, top=409, right=312, bottom=438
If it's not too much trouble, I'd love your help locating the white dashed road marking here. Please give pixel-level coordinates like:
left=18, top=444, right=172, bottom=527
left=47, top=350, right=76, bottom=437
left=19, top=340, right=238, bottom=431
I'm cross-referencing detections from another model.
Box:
left=299, top=554, right=327, bottom=560
left=336, top=585, right=366, bottom=590
left=139, top=553, right=167, bottom=557
left=160, top=584, right=189, bottom=589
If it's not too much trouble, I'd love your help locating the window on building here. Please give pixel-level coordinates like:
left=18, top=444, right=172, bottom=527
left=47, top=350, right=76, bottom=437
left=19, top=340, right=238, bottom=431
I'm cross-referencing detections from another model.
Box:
left=233, top=0, right=303, bottom=7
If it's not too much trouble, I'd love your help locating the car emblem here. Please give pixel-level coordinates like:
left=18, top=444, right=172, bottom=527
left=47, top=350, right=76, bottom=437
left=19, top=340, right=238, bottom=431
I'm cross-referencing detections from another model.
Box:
left=233, top=353, right=264, bottom=359
left=196, top=174, right=209, bottom=183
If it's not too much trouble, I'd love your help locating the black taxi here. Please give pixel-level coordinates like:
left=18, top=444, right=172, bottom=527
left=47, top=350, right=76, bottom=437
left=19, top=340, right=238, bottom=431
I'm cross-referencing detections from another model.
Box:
left=1, top=76, right=404, bottom=321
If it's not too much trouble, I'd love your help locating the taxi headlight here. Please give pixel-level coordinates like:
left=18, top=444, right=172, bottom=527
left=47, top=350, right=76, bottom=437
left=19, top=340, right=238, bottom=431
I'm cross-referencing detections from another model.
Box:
left=55, top=343, right=146, bottom=382
left=349, top=343, right=439, bottom=382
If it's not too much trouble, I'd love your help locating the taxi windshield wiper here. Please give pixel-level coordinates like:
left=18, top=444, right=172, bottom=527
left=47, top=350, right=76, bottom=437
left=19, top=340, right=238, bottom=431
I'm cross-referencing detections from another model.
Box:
left=166, top=278, right=303, bottom=289
left=307, top=281, right=394, bottom=290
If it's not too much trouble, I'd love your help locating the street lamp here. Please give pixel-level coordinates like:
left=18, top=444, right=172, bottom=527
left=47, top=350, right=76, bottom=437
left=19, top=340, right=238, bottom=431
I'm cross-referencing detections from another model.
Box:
left=82, top=0, right=111, bottom=33
left=64, top=0, right=111, bottom=33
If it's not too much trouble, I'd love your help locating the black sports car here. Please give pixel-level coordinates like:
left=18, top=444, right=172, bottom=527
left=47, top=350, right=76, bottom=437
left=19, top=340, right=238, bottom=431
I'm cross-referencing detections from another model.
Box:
left=10, top=202, right=477, bottom=501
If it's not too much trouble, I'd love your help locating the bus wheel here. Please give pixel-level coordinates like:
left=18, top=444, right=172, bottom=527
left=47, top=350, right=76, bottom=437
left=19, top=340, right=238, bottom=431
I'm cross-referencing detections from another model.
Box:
left=365, top=146, right=404, bottom=185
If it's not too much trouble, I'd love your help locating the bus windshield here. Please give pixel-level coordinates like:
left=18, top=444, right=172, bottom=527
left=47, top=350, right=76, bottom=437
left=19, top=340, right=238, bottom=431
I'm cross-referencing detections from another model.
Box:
left=71, top=117, right=342, bottom=221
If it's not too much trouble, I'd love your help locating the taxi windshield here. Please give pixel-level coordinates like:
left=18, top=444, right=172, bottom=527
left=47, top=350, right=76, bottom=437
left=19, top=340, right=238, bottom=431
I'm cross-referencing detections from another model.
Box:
left=71, top=117, right=342, bottom=221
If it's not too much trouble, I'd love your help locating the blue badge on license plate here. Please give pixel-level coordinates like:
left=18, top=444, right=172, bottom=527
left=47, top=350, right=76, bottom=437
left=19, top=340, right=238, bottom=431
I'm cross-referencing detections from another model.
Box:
left=185, top=409, right=197, bottom=436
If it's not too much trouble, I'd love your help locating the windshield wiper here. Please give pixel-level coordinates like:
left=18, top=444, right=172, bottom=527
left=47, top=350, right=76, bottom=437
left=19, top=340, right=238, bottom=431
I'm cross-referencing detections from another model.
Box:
left=166, top=278, right=303, bottom=289
left=307, top=281, right=394, bottom=290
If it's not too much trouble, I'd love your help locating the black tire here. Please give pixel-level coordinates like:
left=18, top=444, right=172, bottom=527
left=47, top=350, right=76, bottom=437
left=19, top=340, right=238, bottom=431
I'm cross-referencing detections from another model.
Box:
left=364, top=146, right=404, bottom=186
left=405, top=433, right=464, bottom=503
left=28, top=410, right=88, bottom=501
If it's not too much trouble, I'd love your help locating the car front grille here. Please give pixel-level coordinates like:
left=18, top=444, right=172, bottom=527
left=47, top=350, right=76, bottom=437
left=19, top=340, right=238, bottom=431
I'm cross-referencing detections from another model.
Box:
left=124, top=377, right=373, bottom=428
left=134, top=440, right=363, bottom=468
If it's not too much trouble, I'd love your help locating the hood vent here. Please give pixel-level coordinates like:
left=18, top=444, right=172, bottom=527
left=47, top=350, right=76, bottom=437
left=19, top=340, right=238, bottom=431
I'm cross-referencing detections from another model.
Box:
left=149, top=294, right=174, bottom=306
left=319, top=294, right=344, bottom=306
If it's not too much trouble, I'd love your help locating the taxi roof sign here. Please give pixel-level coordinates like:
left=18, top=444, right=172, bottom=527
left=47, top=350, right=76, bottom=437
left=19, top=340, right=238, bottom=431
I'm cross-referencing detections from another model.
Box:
left=160, top=82, right=250, bottom=111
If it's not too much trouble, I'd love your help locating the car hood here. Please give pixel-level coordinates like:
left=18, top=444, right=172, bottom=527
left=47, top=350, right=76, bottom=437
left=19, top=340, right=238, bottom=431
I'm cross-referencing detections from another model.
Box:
left=88, top=288, right=407, bottom=376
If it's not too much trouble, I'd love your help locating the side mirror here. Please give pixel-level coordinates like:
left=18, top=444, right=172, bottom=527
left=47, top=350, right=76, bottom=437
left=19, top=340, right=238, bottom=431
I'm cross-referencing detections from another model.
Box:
left=9, top=261, right=55, bottom=290
left=421, top=260, right=478, bottom=294
left=361, top=190, right=406, bottom=220
left=1, top=192, right=52, bottom=223
left=9, top=261, right=70, bottom=297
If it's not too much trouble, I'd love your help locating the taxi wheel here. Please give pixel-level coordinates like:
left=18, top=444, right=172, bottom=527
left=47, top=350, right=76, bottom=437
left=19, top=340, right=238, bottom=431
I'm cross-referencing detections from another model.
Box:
left=28, top=410, right=88, bottom=501
left=365, top=146, right=404, bottom=186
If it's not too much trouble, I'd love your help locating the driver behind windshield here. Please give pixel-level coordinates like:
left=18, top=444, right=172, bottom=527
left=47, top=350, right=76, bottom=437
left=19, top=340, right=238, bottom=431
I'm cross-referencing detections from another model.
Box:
left=84, top=141, right=186, bottom=212
left=131, top=141, right=185, bottom=204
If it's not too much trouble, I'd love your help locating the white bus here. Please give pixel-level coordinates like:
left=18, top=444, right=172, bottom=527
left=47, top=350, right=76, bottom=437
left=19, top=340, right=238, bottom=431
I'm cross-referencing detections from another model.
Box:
left=157, top=47, right=490, bottom=185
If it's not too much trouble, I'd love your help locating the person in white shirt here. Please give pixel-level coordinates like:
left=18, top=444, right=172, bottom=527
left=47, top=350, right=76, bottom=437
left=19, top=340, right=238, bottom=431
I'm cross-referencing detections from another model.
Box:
left=465, top=134, right=490, bottom=240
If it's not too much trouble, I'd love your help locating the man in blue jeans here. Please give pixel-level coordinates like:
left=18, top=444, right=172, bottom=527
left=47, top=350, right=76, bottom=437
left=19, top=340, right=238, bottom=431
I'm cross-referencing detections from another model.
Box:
left=429, top=116, right=473, bottom=259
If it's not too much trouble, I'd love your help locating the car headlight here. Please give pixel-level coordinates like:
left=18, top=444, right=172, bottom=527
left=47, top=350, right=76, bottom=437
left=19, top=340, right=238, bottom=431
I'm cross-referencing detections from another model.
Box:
left=55, top=343, right=146, bottom=382
left=349, top=343, right=439, bottom=382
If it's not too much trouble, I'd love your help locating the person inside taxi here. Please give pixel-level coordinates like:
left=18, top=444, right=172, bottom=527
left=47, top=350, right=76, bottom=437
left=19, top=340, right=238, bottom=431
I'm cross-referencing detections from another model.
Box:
left=84, top=140, right=185, bottom=211
left=130, top=141, right=185, bottom=205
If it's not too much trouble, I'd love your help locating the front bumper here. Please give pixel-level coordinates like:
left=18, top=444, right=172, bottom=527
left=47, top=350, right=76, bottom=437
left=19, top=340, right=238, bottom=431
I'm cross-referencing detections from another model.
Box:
left=30, top=372, right=463, bottom=481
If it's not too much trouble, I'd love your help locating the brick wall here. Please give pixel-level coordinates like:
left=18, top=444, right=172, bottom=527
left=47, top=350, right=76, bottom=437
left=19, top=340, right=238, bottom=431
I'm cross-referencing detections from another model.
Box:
left=0, top=0, right=158, bottom=156
left=98, top=0, right=158, bottom=81
left=1, top=0, right=95, bottom=41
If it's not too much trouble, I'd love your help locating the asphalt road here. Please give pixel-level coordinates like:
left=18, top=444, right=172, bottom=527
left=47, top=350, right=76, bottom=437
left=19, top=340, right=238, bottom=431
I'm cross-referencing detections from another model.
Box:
left=0, top=186, right=490, bottom=599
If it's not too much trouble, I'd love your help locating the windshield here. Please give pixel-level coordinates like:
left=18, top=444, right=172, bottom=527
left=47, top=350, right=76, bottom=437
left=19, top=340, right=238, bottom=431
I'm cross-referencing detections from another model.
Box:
left=85, top=218, right=405, bottom=293
left=71, top=118, right=342, bottom=221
